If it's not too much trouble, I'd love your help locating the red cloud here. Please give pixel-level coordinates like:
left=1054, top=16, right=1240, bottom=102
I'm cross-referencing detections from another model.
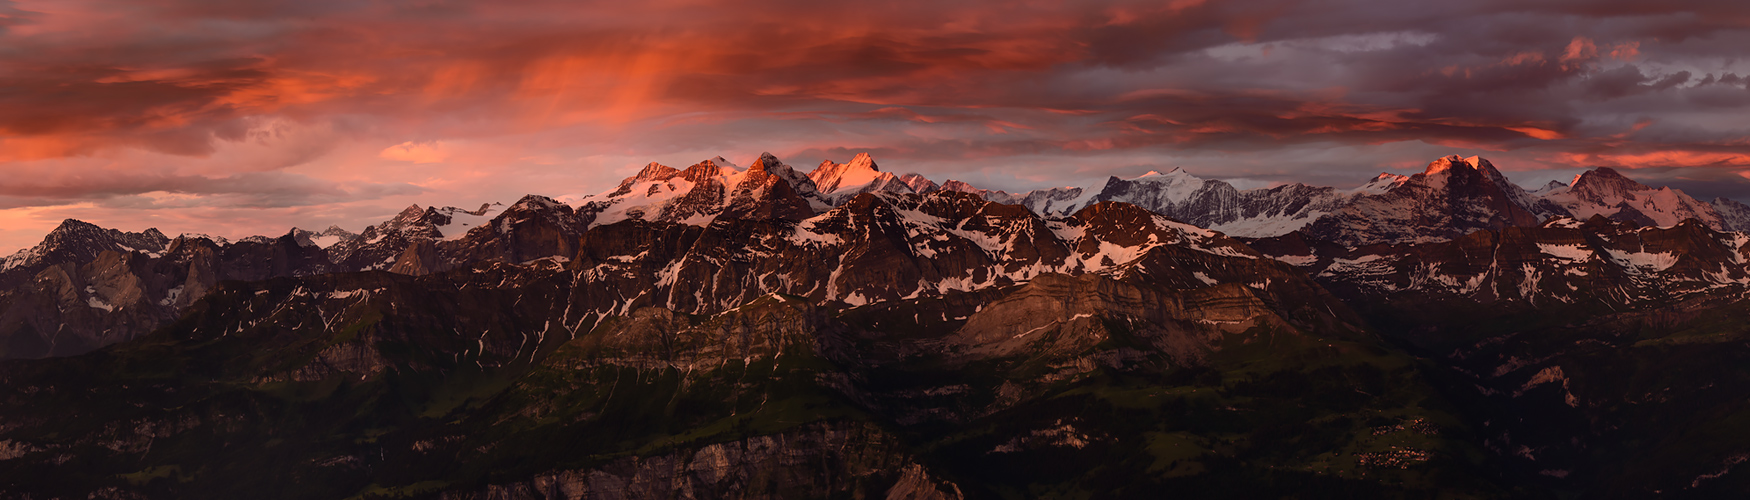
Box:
left=0, top=0, right=1748, bottom=252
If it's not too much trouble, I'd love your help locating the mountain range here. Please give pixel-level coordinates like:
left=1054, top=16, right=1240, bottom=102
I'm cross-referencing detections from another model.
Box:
left=3, top=153, right=1750, bottom=498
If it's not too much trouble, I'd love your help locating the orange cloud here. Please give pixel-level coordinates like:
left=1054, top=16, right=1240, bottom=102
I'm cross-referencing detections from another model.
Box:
left=379, top=141, right=452, bottom=164
left=1507, top=127, right=1564, bottom=140
left=1608, top=41, right=1641, bottom=61
left=1561, top=36, right=1598, bottom=62
left=1555, top=150, right=1750, bottom=169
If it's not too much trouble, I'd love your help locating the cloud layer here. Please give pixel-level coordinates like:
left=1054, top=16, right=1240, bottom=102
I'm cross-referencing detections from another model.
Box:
left=1, top=0, right=1748, bottom=250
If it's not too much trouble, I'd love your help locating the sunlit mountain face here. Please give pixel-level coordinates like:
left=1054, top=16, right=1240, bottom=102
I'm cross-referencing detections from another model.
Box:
left=3, top=1, right=1750, bottom=498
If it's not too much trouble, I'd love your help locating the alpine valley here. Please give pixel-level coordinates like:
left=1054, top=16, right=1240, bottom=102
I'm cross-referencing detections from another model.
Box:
left=5, top=152, right=1750, bottom=499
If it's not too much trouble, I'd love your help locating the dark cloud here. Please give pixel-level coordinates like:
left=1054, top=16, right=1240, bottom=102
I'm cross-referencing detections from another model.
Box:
left=0, top=170, right=423, bottom=209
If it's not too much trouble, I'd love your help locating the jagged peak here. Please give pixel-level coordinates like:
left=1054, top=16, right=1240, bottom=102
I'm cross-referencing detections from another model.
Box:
left=847, top=152, right=878, bottom=172
left=745, top=152, right=786, bottom=174
left=633, top=161, right=680, bottom=182
left=41, top=220, right=170, bottom=248
left=707, top=155, right=739, bottom=170
left=810, top=153, right=879, bottom=175
left=681, top=159, right=732, bottom=183
left=1417, top=154, right=1526, bottom=196
left=1425, top=154, right=1511, bottom=177
left=51, top=218, right=101, bottom=232
left=507, top=194, right=568, bottom=213
left=939, top=179, right=993, bottom=194
left=1425, top=154, right=1490, bottom=174
left=810, top=152, right=895, bottom=194
left=898, top=173, right=939, bottom=194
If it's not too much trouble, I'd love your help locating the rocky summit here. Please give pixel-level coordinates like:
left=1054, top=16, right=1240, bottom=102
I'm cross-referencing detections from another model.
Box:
left=4, top=153, right=1750, bottom=498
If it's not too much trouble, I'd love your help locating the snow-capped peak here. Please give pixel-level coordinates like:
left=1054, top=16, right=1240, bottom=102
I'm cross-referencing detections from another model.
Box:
left=845, top=152, right=875, bottom=172
left=899, top=173, right=939, bottom=194
left=1424, top=154, right=1482, bottom=174
left=707, top=155, right=739, bottom=170
left=1539, top=167, right=1726, bottom=230
left=807, top=153, right=913, bottom=205
left=631, top=162, right=680, bottom=183
left=1567, top=167, right=1648, bottom=201
left=1355, top=172, right=1410, bottom=195
left=433, top=203, right=500, bottom=241
left=289, top=225, right=361, bottom=248
left=810, top=153, right=886, bottom=194
left=1131, top=168, right=1199, bottom=183
left=1102, top=167, right=1207, bottom=205
left=1531, top=180, right=1569, bottom=195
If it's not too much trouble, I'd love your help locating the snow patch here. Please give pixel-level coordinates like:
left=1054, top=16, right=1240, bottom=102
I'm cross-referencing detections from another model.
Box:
left=1536, top=243, right=1594, bottom=262
left=86, top=296, right=114, bottom=312
left=1269, top=254, right=1318, bottom=267
left=159, top=285, right=184, bottom=306
left=1602, top=248, right=1678, bottom=272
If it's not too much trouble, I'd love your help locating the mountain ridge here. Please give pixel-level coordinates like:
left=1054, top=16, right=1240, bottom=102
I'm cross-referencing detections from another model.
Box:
left=3, top=151, right=1750, bottom=498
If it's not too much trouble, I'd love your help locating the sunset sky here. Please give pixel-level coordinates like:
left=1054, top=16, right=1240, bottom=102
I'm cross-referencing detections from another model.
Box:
left=2, top=0, right=1749, bottom=252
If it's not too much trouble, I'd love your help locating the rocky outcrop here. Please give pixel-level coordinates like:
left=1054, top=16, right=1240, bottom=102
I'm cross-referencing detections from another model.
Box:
left=947, top=273, right=1287, bottom=365
left=576, top=295, right=834, bottom=370
left=441, top=423, right=962, bottom=500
